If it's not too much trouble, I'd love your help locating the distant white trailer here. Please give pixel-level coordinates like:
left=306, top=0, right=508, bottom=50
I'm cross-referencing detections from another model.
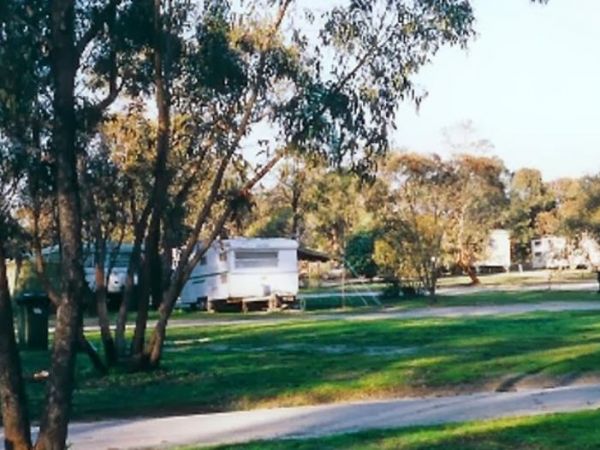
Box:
left=42, top=243, right=137, bottom=294
left=531, top=236, right=569, bottom=270
left=578, top=234, right=600, bottom=269
left=476, top=229, right=511, bottom=272
left=176, top=238, right=299, bottom=311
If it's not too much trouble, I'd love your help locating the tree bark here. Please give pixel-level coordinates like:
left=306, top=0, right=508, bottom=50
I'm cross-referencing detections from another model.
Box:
left=95, top=285, right=116, bottom=365
left=77, top=330, right=107, bottom=376
left=131, top=0, right=171, bottom=360
left=35, top=1, right=86, bottom=448
left=459, top=257, right=480, bottom=285
left=0, top=241, right=32, bottom=450
left=93, top=237, right=117, bottom=365
left=115, top=228, right=144, bottom=358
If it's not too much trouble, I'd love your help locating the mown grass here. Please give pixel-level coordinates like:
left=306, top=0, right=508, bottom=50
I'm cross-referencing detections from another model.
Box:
left=79, top=285, right=600, bottom=329
left=202, top=409, right=600, bottom=450
left=20, top=308, right=600, bottom=421
left=162, top=288, right=600, bottom=319
left=302, top=289, right=600, bottom=312
left=438, top=269, right=596, bottom=288
left=299, top=282, right=387, bottom=294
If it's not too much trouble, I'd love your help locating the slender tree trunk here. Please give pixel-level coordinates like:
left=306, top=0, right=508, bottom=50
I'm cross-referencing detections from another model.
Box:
left=0, top=242, right=32, bottom=450
left=144, top=279, right=182, bottom=367
left=93, top=239, right=116, bottom=365
left=291, top=180, right=301, bottom=239
left=145, top=304, right=168, bottom=367
left=131, top=0, right=171, bottom=361
left=32, top=206, right=107, bottom=375
left=131, top=254, right=151, bottom=358
left=36, top=1, right=85, bottom=448
left=428, top=266, right=438, bottom=301
left=144, top=153, right=284, bottom=368
left=77, top=330, right=107, bottom=375
left=115, top=234, right=144, bottom=358
left=96, top=284, right=116, bottom=365
left=459, top=256, right=480, bottom=285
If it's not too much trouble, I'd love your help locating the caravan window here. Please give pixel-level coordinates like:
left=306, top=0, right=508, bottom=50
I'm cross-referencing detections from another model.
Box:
left=234, top=251, right=279, bottom=269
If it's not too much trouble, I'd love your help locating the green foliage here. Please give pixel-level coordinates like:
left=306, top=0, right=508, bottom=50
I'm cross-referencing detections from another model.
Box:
left=7, top=259, right=60, bottom=300
left=247, top=207, right=293, bottom=238
left=446, top=154, right=509, bottom=262
left=506, top=168, right=555, bottom=263
left=372, top=152, right=509, bottom=290
left=304, top=171, right=372, bottom=255
left=373, top=154, right=442, bottom=293
left=562, top=175, right=600, bottom=239
left=345, top=231, right=379, bottom=279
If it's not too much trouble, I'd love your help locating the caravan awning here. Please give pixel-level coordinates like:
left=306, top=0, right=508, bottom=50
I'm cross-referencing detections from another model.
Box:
left=297, top=247, right=331, bottom=262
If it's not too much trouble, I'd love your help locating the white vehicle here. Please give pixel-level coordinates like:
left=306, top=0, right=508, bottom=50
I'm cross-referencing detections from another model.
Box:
left=476, top=229, right=511, bottom=272
left=531, top=236, right=569, bottom=269
left=43, top=243, right=137, bottom=294
left=177, top=238, right=299, bottom=311
left=578, top=234, right=600, bottom=268
left=83, top=243, right=138, bottom=294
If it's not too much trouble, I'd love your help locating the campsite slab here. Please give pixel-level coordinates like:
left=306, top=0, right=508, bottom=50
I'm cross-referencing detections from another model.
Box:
left=32, top=383, right=600, bottom=449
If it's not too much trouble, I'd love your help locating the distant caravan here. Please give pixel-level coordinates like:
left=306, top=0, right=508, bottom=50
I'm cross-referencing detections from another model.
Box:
left=475, top=229, right=511, bottom=273
left=175, top=238, right=299, bottom=312
left=7, top=243, right=139, bottom=308
left=531, top=235, right=600, bottom=270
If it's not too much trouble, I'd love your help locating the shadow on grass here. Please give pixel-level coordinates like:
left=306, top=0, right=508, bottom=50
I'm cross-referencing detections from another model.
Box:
left=18, top=310, right=600, bottom=421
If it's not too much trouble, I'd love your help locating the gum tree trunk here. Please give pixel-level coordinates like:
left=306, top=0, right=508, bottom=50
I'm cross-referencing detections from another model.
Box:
left=35, top=1, right=86, bottom=448
left=0, top=242, right=32, bottom=450
left=131, top=0, right=171, bottom=360
left=93, top=237, right=117, bottom=365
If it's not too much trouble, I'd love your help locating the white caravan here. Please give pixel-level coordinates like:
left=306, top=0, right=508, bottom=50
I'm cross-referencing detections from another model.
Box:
left=531, top=234, right=600, bottom=270
left=84, top=243, right=138, bottom=294
left=476, top=229, right=511, bottom=272
left=42, top=243, right=137, bottom=294
left=531, top=236, right=569, bottom=269
left=575, top=234, right=600, bottom=269
left=177, top=238, right=299, bottom=311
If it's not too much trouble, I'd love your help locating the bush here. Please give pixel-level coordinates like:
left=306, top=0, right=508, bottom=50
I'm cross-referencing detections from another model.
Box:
left=345, top=231, right=379, bottom=279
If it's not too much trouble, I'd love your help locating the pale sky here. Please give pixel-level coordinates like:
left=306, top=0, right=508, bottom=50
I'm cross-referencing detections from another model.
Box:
left=391, top=0, right=600, bottom=181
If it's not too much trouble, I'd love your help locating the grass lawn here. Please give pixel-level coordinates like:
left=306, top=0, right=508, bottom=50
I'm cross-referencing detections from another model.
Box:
left=299, top=282, right=388, bottom=294
left=162, top=289, right=600, bottom=319
left=303, top=289, right=600, bottom=312
left=438, top=269, right=596, bottom=288
left=75, top=280, right=600, bottom=327
left=301, top=269, right=595, bottom=295
left=22, top=308, right=600, bottom=421
left=201, top=409, right=600, bottom=449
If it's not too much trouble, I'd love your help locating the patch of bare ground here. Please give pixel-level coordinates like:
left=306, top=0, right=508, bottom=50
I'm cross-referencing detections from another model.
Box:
left=493, top=372, right=600, bottom=393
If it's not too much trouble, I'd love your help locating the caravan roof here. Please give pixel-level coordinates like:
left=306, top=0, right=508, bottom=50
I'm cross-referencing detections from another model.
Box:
left=219, top=238, right=299, bottom=251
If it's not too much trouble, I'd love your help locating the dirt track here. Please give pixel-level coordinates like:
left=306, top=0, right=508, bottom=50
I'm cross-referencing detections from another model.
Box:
left=47, top=383, right=600, bottom=449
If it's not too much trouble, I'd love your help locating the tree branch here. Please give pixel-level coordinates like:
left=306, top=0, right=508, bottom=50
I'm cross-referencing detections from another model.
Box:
left=75, top=0, right=120, bottom=58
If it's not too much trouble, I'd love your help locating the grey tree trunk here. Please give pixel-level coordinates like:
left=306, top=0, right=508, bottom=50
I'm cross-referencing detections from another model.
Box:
left=0, top=241, right=32, bottom=450
left=35, top=1, right=86, bottom=448
left=131, top=0, right=171, bottom=361
left=93, top=238, right=117, bottom=365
